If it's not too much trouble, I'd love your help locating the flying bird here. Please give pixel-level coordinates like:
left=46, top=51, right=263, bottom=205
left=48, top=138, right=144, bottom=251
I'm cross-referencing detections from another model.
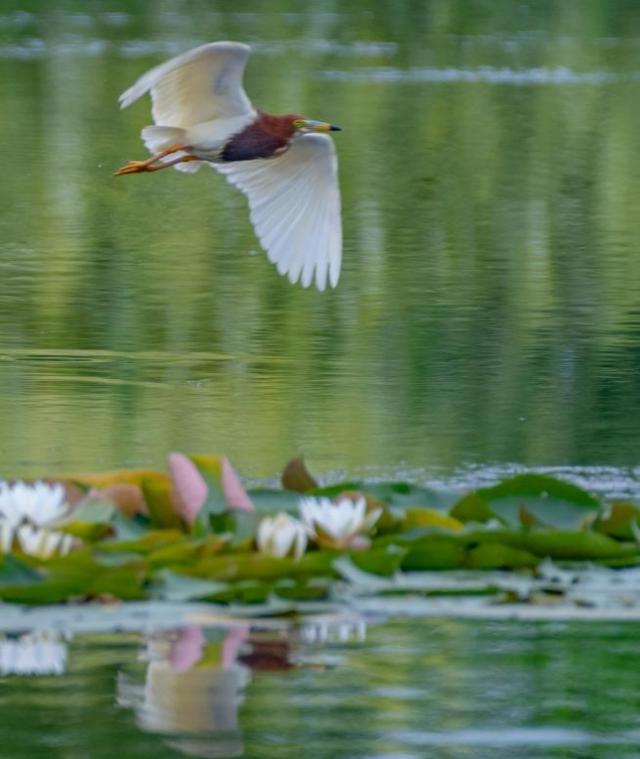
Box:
left=114, top=42, right=342, bottom=290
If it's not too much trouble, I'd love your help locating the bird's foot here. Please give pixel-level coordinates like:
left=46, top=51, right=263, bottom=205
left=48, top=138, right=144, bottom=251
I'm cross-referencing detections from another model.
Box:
left=113, top=160, right=153, bottom=176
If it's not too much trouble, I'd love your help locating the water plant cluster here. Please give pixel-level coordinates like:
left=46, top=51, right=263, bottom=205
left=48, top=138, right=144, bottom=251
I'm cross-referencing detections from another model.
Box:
left=0, top=454, right=638, bottom=608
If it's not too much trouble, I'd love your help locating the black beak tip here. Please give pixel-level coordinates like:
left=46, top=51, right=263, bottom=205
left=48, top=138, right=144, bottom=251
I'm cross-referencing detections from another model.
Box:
left=330, top=125, right=342, bottom=131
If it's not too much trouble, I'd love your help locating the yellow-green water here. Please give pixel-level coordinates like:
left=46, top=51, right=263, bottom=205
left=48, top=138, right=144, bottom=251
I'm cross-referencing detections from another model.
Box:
left=3, top=0, right=640, bottom=478
left=2, top=3, right=640, bottom=756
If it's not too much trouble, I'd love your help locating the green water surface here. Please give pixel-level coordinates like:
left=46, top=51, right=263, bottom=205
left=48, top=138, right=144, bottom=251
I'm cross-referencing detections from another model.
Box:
left=2, top=0, right=640, bottom=478
left=2, top=617, right=640, bottom=758
left=2, top=3, right=640, bottom=756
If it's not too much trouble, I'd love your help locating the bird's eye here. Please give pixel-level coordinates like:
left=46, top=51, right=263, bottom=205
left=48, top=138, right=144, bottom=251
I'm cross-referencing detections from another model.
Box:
left=293, top=119, right=305, bottom=128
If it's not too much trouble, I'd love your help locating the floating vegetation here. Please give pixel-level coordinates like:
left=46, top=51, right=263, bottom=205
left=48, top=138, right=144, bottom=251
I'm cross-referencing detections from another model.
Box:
left=0, top=454, right=639, bottom=614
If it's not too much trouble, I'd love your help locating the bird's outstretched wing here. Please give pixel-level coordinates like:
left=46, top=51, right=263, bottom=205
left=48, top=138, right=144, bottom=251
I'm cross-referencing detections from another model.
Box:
left=215, top=134, right=342, bottom=290
left=119, top=42, right=254, bottom=127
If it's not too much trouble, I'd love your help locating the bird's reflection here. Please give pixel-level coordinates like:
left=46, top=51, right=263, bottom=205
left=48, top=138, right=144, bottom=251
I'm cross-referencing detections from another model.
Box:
left=117, top=616, right=367, bottom=757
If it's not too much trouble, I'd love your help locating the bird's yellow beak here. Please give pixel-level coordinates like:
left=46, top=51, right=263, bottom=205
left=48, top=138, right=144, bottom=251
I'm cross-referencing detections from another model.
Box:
left=301, top=120, right=341, bottom=132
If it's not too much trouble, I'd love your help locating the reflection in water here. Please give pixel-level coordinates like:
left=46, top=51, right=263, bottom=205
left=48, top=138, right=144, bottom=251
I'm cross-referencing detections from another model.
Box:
left=0, top=630, right=68, bottom=676
left=2, top=617, right=640, bottom=757
left=118, top=627, right=251, bottom=758
left=116, top=618, right=368, bottom=757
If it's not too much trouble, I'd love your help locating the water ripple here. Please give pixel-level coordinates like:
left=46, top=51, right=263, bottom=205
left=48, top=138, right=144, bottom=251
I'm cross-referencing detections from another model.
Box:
left=0, top=37, right=396, bottom=60
left=322, top=65, right=639, bottom=85
left=385, top=727, right=640, bottom=747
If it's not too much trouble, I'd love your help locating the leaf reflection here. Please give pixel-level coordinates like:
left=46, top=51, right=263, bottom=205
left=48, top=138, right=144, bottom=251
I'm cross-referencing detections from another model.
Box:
left=115, top=616, right=367, bottom=757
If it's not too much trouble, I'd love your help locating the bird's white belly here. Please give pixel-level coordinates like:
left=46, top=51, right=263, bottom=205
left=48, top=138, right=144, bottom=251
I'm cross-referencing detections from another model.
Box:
left=185, top=113, right=255, bottom=161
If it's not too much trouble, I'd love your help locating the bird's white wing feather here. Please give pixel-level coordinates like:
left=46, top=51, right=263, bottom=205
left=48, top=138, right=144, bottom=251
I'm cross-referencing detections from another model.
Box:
left=215, top=134, right=342, bottom=290
left=119, top=42, right=254, bottom=127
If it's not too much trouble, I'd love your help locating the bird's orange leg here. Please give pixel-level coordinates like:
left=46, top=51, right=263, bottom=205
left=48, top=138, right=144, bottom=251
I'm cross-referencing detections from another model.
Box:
left=113, top=144, right=195, bottom=176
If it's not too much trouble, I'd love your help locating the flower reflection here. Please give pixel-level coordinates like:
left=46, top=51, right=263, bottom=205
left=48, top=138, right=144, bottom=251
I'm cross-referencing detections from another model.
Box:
left=117, top=626, right=251, bottom=758
left=117, top=617, right=367, bottom=757
left=0, top=630, right=68, bottom=675
left=299, top=617, right=367, bottom=645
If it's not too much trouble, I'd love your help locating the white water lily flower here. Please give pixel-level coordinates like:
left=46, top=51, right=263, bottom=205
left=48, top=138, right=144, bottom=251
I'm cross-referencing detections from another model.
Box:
left=0, top=631, right=68, bottom=676
left=0, top=481, right=74, bottom=557
left=0, top=520, right=14, bottom=553
left=256, top=513, right=307, bottom=559
left=298, top=496, right=382, bottom=549
left=16, top=524, right=75, bottom=560
left=0, top=481, right=68, bottom=527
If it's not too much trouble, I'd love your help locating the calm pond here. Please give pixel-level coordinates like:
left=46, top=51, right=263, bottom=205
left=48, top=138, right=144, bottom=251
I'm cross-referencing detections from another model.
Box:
left=2, top=613, right=640, bottom=759
left=2, top=1, right=640, bottom=757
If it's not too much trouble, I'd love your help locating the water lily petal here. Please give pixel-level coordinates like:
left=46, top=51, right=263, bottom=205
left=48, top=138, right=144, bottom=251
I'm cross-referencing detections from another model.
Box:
left=0, top=520, right=14, bottom=553
left=168, top=452, right=209, bottom=526
left=0, top=481, right=68, bottom=528
left=221, top=457, right=255, bottom=512
left=299, top=495, right=379, bottom=549
left=16, top=524, right=76, bottom=559
left=257, top=512, right=307, bottom=559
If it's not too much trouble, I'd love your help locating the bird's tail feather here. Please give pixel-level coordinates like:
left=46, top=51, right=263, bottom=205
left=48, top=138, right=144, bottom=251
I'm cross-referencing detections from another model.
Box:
left=140, top=125, right=204, bottom=174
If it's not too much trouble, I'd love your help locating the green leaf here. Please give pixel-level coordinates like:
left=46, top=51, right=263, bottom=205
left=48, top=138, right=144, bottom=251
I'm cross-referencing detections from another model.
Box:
left=465, top=542, right=539, bottom=569
left=141, top=475, right=184, bottom=529
left=68, top=499, right=116, bottom=523
left=401, top=508, right=463, bottom=531
left=187, top=454, right=228, bottom=516
left=152, top=569, right=228, bottom=601
left=0, top=578, right=87, bottom=604
left=281, top=458, right=318, bottom=492
left=274, top=578, right=331, bottom=601
left=521, top=530, right=638, bottom=560
left=592, top=502, right=640, bottom=541
left=110, top=511, right=150, bottom=541
left=0, top=550, right=148, bottom=604
left=315, top=481, right=458, bottom=511
left=61, top=522, right=112, bottom=542
left=450, top=474, right=601, bottom=528
left=99, top=529, right=186, bottom=554
left=190, top=551, right=337, bottom=583
left=146, top=535, right=227, bottom=568
left=0, top=555, right=43, bottom=585
left=60, top=499, right=118, bottom=541
left=87, top=563, right=147, bottom=600
left=245, top=489, right=302, bottom=514
left=209, top=510, right=258, bottom=546
left=348, top=546, right=406, bottom=576
left=450, top=492, right=499, bottom=524
left=401, top=535, right=466, bottom=570
left=206, top=581, right=272, bottom=604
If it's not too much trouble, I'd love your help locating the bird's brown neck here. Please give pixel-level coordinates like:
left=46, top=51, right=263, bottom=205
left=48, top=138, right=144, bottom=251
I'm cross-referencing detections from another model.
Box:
left=222, top=111, right=298, bottom=162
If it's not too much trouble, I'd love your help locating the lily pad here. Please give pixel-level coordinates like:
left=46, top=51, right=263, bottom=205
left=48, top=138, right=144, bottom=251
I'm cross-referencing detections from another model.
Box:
left=0, top=555, right=43, bottom=585
left=246, top=489, right=302, bottom=514
left=450, top=474, right=601, bottom=528
left=592, top=502, right=640, bottom=541
left=465, top=543, right=539, bottom=570
left=401, top=535, right=466, bottom=570
left=316, top=480, right=459, bottom=511
left=400, top=508, right=463, bottom=532
left=152, top=569, right=228, bottom=601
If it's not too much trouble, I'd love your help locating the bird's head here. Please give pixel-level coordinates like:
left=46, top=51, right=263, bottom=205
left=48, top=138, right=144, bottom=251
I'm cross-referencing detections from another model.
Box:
left=290, top=116, right=341, bottom=133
